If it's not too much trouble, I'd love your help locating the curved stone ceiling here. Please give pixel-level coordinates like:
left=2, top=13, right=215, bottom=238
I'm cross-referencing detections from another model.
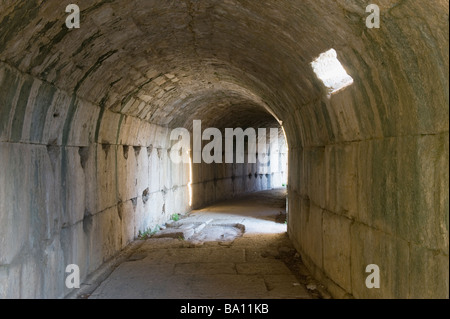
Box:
left=0, top=0, right=448, bottom=141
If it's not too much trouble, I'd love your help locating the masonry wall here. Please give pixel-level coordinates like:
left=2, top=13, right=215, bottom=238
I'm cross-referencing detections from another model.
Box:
left=286, top=52, right=449, bottom=299
left=0, top=62, right=191, bottom=298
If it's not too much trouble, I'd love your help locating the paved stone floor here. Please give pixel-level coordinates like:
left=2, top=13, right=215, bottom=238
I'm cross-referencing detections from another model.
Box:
left=87, top=189, right=319, bottom=299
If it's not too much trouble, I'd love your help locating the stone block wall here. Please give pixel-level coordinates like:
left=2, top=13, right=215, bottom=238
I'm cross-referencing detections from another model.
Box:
left=0, top=62, right=191, bottom=298
left=287, top=60, right=449, bottom=299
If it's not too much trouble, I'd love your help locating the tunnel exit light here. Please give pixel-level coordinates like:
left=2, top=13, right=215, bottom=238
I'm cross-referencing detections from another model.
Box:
left=311, top=49, right=354, bottom=96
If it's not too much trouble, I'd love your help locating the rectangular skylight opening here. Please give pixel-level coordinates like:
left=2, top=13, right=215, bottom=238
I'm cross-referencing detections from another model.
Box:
left=311, top=49, right=354, bottom=96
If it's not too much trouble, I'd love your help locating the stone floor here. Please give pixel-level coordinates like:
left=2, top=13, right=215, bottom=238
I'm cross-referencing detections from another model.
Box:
left=82, top=189, right=325, bottom=299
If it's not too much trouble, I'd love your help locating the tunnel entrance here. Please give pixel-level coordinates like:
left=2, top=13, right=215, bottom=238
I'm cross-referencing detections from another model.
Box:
left=181, top=104, right=289, bottom=212
left=150, top=112, right=290, bottom=242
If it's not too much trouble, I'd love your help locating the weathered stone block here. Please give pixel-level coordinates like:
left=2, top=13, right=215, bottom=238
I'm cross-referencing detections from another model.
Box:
left=153, top=125, right=170, bottom=149
left=119, top=200, right=136, bottom=247
left=59, top=222, right=89, bottom=295
left=117, top=145, right=134, bottom=201
left=144, top=192, right=163, bottom=229
left=164, top=188, right=175, bottom=217
left=0, top=65, right=20, bottom=142
left=0, top=144, right=31, bottom=264
left=409, top=244, right=449, bottom=299
left=42, top=238, right=65, bottom=298
left=9, top=76, right=35, bottom=144
left=97, top=109, right=121, bottom=145
left=67, top=99, right=100, bottom=146
left=148, top=147, right=161, bottom=193
left=86, top=214, right=103, bottom=274
left=171, top=186, right=189, bottom=215
left=300, top=203, right=323, bottom=269
left=357, top=139, right=398, bottom=236
left=293, top=150, right=303, bottom=196
left=98, top=206, right=122, bottom=262
left=305, top=147, right=326, bottom=208
left=287, top=195, right=301, bottom=245
left=350, top=222, right=410, bottom=299
left=323, top=211, right=352, bottom=292
left=0, top=264, right=21, bottom=299
left=41, top=91, right=71, bottom=145
left=158, top=149, right=171, bottom=190
left=20, top=256, right=42, bottom=298
left=328, top=88, right=362, bottom=142
left=358, top=135, right=448, bottom=252
left=96, top=144, right=118, bottom=212
left=82, top=145, right=98, bottom=216
left=408, top=134, right=449, bottom=252
left=325, top=143, right=358, bottom=219
left=136, top=121, right=154, bottom=147
left=63, top=147, right=86, bottom=226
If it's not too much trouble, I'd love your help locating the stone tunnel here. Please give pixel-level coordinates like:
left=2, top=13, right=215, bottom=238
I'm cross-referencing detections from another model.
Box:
left=0, top=0, right=448, bottom=299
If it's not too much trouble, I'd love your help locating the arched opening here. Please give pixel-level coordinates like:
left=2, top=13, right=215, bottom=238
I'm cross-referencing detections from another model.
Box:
left=143, top=90, right=290, bottom=242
